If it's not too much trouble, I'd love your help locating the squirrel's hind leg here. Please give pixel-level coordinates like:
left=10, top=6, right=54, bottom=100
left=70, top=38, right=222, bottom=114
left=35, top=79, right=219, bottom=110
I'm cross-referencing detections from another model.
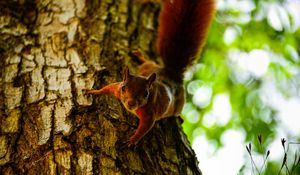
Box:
left=131, top=49, right=161, bottom=77
left=131, top=48, right=149, bottom=63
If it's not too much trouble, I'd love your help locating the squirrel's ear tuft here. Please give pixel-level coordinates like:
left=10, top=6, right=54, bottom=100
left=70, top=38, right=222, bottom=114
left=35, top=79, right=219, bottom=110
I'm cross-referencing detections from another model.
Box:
left=147, top=73, right=156, bottom=86
left=123, top=66, right=130, bottom=81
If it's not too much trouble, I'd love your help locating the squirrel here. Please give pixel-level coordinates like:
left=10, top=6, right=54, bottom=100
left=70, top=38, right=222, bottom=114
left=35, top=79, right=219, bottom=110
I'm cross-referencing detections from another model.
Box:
left=86, top=0, right=216, bottom=145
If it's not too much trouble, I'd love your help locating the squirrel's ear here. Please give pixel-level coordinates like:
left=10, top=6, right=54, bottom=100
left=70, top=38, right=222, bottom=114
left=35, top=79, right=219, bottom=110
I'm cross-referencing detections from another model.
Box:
left=147, top=73, right=156, bottom=86
left=123, top=66, right=130, bottom=81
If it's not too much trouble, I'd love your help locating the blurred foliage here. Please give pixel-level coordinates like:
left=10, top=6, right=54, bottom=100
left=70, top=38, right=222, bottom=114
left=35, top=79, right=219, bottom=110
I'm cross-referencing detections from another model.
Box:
left=181, top=0, right=300, bottom=174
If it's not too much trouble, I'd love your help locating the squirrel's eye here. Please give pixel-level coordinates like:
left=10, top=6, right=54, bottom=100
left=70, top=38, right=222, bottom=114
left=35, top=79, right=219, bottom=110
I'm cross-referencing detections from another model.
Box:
left=121, top=85, right=126, bottom=92
left=143, top=91, right=149, bottom=98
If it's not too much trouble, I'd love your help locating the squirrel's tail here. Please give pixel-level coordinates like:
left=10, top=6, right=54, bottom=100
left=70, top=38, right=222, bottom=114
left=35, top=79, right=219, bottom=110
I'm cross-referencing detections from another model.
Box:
left=156, top=0, right=216, bottom=82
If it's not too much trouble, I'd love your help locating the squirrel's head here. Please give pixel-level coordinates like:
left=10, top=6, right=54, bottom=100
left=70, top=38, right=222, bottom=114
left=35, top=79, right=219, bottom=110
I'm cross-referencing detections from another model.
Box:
left=120, top=66, right=156, bottom=111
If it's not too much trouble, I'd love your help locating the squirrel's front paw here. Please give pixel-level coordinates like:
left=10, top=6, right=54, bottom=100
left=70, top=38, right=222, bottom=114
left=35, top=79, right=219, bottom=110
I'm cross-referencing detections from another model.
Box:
left=129, top=135, right=141, bottom=146
left=120, top=140, right=136, bottom=150
left=83, top=89, right=102, bottom=95
left=82, top=88, right=91, bottom=94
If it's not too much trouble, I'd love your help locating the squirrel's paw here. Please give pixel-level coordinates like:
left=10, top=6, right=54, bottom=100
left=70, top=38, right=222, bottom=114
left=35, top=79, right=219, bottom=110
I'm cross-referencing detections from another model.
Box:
left=131, top=49, right=147, bottom=63
left=82, top=88, right=92, bottom=94
left=120, top=140, right=136, bottom=150
left=83, top=89, right=105, bottom=95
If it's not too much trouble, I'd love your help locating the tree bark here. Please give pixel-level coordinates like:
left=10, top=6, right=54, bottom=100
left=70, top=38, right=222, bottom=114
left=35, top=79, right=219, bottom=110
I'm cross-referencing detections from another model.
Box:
left=0, top=0, right=201, bottom=174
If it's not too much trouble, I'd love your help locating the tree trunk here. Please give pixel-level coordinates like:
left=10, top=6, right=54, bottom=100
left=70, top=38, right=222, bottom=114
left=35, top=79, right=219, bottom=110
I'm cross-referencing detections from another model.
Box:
left=0, top=0, right=201, bottom=174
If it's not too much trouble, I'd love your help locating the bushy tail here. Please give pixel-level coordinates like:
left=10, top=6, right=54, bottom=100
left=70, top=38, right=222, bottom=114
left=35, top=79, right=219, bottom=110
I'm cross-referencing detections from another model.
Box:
left=156, top=0, right=215, bottom=82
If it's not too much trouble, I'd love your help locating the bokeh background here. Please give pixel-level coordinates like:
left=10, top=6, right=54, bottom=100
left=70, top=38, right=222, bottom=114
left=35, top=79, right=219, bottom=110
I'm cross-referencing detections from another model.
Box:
left=181, top=0, right=300, bottom=174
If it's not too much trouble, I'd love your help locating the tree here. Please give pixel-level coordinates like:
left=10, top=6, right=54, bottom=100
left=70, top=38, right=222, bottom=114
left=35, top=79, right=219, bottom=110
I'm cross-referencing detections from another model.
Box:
left=0, top=0, right=201, bottom=174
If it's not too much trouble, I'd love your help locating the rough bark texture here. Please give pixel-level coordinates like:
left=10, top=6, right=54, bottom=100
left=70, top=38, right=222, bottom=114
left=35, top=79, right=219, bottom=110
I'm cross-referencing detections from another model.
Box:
left=0, top=0, right=201, bottom=174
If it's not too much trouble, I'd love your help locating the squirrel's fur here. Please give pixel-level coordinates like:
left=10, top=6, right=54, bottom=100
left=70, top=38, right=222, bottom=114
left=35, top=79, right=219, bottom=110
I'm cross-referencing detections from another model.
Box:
left=86, top=0, right=216, bottom=145
left=157, top=0, right=216, bottom=82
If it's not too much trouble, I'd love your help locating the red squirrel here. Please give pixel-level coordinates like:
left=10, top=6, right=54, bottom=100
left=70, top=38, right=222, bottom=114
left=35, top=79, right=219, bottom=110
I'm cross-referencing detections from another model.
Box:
left=86, top=0, right=216, bottom=145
